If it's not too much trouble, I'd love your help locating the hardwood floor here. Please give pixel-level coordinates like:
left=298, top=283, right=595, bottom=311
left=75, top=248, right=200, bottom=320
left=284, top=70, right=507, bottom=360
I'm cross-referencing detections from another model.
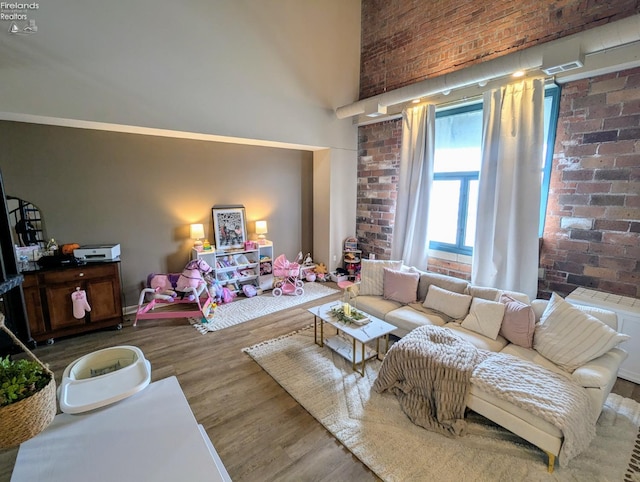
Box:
left=1, top=286, right=638, bottom=481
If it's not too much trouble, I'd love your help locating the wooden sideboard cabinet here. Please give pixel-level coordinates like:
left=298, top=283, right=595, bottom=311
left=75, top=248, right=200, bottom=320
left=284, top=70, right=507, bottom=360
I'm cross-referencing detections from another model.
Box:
left=23, top=262, right=123, bottom=344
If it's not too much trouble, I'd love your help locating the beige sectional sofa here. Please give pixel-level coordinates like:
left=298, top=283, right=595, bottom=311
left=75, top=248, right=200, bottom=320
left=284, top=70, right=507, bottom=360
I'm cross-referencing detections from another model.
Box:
left=351, top=260, right=629, bottom=471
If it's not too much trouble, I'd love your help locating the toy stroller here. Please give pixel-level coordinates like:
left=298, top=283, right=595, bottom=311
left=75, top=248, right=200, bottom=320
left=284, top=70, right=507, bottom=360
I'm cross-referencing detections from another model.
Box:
left=272, top=253, right=304, bottom=297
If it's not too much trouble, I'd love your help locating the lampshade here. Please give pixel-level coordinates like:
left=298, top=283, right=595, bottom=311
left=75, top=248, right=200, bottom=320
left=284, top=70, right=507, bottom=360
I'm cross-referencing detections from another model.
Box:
left=255, top=220, right=268, bottom=235
left=255, top=220, right=268, bottom=244
left=190, top=223, right=205, bottom=244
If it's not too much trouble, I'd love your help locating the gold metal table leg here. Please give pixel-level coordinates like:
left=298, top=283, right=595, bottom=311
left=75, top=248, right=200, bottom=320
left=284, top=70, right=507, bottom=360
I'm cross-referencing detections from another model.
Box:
left=352, top=337, right=356, bottom=371
left=545, top=452, right=555, bottom=473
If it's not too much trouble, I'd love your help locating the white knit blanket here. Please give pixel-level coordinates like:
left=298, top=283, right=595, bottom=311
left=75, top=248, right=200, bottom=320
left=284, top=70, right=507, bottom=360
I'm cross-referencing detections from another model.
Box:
left=471, top=352, right=595, bottom=467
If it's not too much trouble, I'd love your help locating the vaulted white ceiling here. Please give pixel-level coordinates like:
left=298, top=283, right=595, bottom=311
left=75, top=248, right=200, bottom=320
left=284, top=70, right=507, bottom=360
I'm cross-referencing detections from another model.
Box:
left=0, top=0, right=362, bottom=150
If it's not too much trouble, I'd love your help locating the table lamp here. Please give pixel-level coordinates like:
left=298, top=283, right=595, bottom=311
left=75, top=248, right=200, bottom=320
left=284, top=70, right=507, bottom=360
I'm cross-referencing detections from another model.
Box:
left=190, top=223, right=205, bottom=250
left=255, top=220, right=268, bottom=244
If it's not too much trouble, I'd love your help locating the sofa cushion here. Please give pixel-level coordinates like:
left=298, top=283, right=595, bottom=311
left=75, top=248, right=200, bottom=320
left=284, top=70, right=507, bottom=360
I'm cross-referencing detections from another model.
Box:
left=423, top=285, right=472, bottom=320
left=466, top=285, right=500, bottom=301
left=461, top=297, right=505, bottom=340
left=498, top=294, right=536, bottom=348
left=570, top=347, right=628, bottom=389
left=359, top=259, right=403, bottom=296
left=385, top=305, right=447, bottom=335
left=415, top=269, right=469, bottom=302
left=534, top=293, right=630, bottom=373
left=445, top=323, right=508, bottom=352
left=353, top=295, right=402, bottom=321
left=500, top=344, right=570, bottom=379
left=383, top=268, right=419, bottom=304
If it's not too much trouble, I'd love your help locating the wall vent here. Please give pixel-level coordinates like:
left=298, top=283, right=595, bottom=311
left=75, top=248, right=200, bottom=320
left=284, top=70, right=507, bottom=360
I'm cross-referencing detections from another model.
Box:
left=542, top=60, right=584, bottom=75
left=541, top=39, right=585, bottom=76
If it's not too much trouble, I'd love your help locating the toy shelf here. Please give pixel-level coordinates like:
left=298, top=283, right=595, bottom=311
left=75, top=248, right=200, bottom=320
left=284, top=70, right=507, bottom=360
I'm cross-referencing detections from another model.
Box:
left=192, top=241, right=273, bottom=295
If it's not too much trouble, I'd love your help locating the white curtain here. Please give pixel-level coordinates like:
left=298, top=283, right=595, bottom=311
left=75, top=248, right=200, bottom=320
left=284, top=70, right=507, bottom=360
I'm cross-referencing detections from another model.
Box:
left=391, top=104, right=435, bottom=269
left=472, top=78, right=544, bottom=299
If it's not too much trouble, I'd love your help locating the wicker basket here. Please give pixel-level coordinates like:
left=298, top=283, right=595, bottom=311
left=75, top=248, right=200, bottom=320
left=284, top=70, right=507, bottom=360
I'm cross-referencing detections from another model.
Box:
left=0, top=314, right=57, bottom=449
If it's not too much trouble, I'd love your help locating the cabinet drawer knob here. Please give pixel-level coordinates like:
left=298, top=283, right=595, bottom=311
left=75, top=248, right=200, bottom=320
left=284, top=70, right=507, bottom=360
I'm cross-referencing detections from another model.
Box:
left=79, top=273, right=84, bottom=277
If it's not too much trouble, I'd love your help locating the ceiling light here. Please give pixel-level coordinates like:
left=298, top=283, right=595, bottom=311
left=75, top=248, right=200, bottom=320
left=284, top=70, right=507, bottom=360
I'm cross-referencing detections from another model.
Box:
left=442, top=89, right=451, bottom=96
left=478, top=80, right=488, bottom=87
left=411, top=98, right=421, bottom=104
left=512, top=71, right=525, bottom=78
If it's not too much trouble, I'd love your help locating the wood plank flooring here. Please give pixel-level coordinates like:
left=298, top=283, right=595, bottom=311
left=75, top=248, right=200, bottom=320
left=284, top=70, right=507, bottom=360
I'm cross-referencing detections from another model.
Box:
left=1, top=286, right=638, bottom=481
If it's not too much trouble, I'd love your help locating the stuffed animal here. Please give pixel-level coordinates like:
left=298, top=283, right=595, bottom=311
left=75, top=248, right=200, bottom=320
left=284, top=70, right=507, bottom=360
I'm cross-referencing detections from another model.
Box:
left=208, top=279, right=225, bottom=304
left=315, top=262, right=328, bottom=281
left=221, top=287, right=236, bottom=303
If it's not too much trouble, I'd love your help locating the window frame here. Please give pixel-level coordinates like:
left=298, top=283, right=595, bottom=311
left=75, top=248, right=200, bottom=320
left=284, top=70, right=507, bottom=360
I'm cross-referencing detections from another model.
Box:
left=539, top=84, right=561, bottom=235
left=427, top=83, right=561, bottom=255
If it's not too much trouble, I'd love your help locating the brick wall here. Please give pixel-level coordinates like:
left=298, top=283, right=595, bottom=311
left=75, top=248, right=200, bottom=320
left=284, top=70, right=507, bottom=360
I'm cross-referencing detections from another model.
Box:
left=357, top=70, right=640, bottom=294
left=357, top=120, right=401, bottom=259
left=357, top=119, right=474, bottom=279
left=539, top=68, right=640, bottom=298
left=357, top=0, right=640, bottom=297
left=360, top=0, right=639, bottom=99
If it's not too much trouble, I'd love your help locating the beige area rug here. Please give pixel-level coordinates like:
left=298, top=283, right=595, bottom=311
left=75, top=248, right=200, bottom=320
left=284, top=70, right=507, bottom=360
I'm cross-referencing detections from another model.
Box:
left=244, top=327, right=640, bottom=482
left=190, top=282, right=338, bottom=333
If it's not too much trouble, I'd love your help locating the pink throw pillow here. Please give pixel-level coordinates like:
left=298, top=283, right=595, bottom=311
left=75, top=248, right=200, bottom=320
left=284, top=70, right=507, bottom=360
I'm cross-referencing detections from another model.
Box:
left=498, top=293, right=535, bottom=348
left=383, top=268, right=420, bottom=304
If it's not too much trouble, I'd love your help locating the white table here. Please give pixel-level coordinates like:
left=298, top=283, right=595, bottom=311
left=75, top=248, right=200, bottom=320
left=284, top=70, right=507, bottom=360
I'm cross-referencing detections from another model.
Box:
left=11, top=376, right=231, bottom=482
left=309, top=301, right=396, bottom=376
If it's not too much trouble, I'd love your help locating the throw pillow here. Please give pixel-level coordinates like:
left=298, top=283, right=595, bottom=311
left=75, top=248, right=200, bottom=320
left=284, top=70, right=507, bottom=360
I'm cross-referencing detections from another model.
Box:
left=359, top=259, right=403, bottom=296
left=423, top=285, right=472, bottom=320
left=461, top=297, right=506, bottom=340
left=416, top=270, right=469, bottom=302
left=498, top=293, right=535, bottom=348
left=382, top=268, right=420, bottom=304
left=534, top=293, right=630, bottom=372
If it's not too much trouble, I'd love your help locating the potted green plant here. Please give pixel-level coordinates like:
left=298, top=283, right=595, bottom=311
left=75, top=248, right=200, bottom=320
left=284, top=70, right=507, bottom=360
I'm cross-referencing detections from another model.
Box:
left=1, top=355, right=51, bottom=407
left=0, top=315, right=56, bottom=448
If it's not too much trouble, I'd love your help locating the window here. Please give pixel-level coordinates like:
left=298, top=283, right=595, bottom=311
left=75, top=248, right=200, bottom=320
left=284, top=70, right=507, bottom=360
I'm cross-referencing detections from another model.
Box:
left=427, top=103, right=483, bottom=255
left=426, top=84, right=560, bottom=255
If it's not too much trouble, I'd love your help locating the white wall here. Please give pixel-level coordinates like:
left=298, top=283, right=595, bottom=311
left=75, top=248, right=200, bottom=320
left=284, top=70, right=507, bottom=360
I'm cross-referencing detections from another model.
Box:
left=313, top=148, right=357, bottom=272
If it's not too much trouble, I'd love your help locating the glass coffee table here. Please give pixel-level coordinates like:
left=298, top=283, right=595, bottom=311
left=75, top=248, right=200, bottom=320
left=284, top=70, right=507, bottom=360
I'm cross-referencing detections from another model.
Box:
left=308, top=301, right=396, bottom=376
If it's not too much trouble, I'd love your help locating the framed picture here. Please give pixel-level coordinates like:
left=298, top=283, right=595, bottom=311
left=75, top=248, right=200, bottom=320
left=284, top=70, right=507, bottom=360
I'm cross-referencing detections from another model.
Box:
left=212, top=205, right=247, bottom=251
